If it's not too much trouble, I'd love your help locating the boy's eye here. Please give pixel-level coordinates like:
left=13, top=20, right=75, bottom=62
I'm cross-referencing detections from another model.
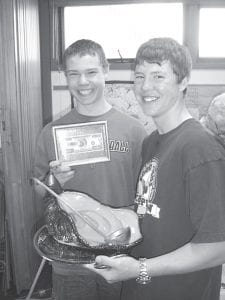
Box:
left=153, top=74, right=164, bottom=79
left=67, top=72, right=79, bottom=78
left=86, top=70, right=98, bottom=76
left=135, top=74, right=144, bottom=80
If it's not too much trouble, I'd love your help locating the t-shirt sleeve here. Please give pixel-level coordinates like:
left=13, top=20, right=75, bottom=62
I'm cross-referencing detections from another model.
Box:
left=187, top=159, right=225, bottom=243
left=33, top=125, right=56, bottom=179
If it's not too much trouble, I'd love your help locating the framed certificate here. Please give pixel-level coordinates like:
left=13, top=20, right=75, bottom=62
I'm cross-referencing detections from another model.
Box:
left=52, top=121, right=110, bottom=167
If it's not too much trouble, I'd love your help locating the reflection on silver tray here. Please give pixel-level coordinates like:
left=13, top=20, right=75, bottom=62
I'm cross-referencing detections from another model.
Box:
left=33, top=225, right=96, bottom=264
left=34, top=191, right=143, bottom=263
left=52, top=121, right=110, bottom=167
left=34, top=225, right=142, bottom=264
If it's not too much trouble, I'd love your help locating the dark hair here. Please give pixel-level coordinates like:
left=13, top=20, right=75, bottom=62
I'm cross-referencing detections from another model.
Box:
left=63, top=39, right=109, bottom=70
left=135, top=37, right=192, bottom=83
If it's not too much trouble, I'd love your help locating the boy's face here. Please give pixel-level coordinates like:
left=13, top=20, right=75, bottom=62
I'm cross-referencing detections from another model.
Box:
left=134, top=60, right=186, bottom=119
left=65, top=54, right=108, bottom=108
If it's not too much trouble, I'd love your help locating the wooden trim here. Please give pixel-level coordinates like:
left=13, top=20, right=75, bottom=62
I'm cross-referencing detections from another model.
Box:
left=39, top=0, right=53, bottom=125
left=184, top=3, right=200, bottom=64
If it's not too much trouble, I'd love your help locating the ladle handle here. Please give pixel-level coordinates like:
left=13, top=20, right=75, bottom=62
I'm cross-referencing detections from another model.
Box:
left=76, top=213, right=107, bottom=239
left=32, top=177, right=107, bottom=239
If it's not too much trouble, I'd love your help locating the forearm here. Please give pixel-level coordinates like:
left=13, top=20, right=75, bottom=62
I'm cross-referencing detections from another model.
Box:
left=85, top=240, right=225, bottom=284
left=147, top=241, right=225, bottom=277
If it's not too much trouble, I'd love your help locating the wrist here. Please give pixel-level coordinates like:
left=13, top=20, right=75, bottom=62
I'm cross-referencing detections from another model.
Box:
left=136, top=258, right=151, bottom=285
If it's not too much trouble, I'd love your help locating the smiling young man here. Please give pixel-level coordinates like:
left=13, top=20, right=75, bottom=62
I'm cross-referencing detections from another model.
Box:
left=86, top=38, right=225, bottom=300
left=34, top=39, right=146, bottom=300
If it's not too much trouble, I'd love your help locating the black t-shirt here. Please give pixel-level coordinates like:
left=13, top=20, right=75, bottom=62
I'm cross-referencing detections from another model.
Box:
left=122, top=119, right=225, bottom=300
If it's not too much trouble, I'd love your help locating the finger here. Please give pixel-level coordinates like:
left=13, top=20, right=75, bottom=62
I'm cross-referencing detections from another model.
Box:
left=58, top=165, right=72, bottom=173
left=95, top=256, right=115, bottom=268
left=84, top=256, right=112, bottom=269
left=49, top=160, right=72, bottom=173
left=55, top=171, right=75, bottom=186
left=84, top=262, right=118, bottom=284
left=55, top=171, right=75, bottom=181
left=60, top=170, right=75, bottom=177
left=84, top=262, right=96, bottom=271
left=49, top=160, right=61, bottom=168
left=51, top=165, right=73, bottom=175
left=84, top=260, right=110, bottom=273
left=93, top=255, right=126, bottom=269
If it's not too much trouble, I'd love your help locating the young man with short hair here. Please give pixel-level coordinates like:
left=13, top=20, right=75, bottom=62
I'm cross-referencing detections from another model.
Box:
left=87, top=37, right=225, bottom=300
left=34, top=39, right=146, bottom=300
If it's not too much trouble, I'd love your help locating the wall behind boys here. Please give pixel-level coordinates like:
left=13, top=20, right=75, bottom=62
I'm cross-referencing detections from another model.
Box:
left=51, top=69, right=225, bottom=133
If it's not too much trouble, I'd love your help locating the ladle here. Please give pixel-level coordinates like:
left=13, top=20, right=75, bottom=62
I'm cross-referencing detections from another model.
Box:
left=33, top=178, right=131, bottom=245
left=106, top=226, right=131, bottom=244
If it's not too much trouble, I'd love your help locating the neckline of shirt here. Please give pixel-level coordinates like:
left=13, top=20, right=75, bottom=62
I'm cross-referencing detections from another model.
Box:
left=156, top=118, right=196, bottom=140
left=72, top=107, right=115, bottom=121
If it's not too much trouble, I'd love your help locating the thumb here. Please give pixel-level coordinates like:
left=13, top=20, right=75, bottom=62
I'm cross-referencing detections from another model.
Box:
left=94, top=255, right=115, bottom=269
left=95, top=255, right=111, bottom=265
left=49, top=160, right=61, bottom=169
left=83, top=255, right=110, bottom=271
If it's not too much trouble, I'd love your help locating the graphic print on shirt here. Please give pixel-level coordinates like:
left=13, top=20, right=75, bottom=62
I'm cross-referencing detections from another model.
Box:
left=109, top=140, right=129, bottom=153
left=135, top=157, right=160, bottom=218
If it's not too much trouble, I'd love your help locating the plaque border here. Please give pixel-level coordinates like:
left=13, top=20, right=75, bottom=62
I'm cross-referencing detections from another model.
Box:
left=52, top=121, right=110, bottom=167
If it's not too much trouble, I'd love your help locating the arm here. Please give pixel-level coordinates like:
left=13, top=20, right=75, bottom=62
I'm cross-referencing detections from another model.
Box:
left=148, top=241, right=225, bottom=276
left=86, top=159, right=225, bottom=283
left=33, top=125, right=75, bottom=195
left=86, top=241, right=225, bottom=283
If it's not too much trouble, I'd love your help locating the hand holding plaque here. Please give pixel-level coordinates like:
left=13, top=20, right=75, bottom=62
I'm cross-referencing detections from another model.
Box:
left=49, top=160, right=75, bottom=186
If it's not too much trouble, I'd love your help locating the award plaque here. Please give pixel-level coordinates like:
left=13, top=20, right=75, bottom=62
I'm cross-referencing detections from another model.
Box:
left=52, top=121, right=110, bottom=167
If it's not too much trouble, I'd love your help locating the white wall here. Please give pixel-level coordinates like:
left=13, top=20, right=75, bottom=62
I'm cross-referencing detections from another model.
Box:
left=108, top=69, right=225, bottom=84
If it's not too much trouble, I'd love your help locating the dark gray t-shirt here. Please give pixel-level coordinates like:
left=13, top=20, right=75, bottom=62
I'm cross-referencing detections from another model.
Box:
left=122, top=119, right=225, bottom=300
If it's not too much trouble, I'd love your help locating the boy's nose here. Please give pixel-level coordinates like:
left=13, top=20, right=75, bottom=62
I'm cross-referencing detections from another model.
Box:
left=79, top=73, right=89, bottom=84
left=142, top=77, right=154, bottom=91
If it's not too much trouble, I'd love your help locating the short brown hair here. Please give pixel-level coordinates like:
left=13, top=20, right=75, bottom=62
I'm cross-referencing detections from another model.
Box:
left=63, top=39, right=109, bottom=71
left=135, top=37, right=192, bottom=83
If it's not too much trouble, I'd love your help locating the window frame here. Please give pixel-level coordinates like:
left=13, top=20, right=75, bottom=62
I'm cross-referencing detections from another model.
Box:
left=185, top=2, right=225, bottom=69
left=50, top=0, right=225, bottom=70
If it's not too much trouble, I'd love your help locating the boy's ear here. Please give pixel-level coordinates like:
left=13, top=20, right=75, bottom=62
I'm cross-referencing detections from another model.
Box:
left=179, top=76, right=189, bottom=92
